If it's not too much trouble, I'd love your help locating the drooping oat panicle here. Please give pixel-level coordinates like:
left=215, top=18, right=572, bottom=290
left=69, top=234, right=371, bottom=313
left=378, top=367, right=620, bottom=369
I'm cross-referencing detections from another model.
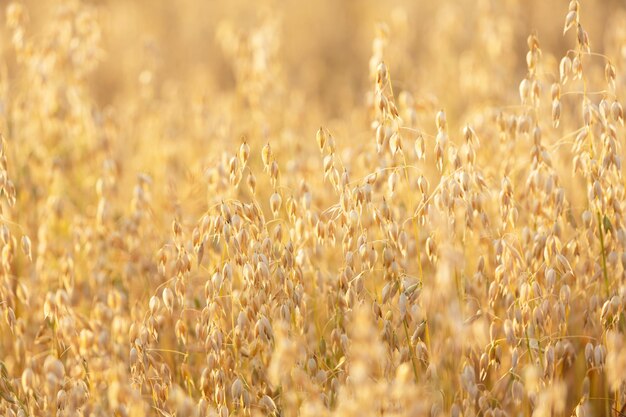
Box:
left=0, top=1, right=625, bottom=416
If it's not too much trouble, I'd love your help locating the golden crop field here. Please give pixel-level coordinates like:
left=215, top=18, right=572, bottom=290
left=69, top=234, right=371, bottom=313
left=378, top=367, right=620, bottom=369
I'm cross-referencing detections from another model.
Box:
left=1, top=0, right=626, bottom=416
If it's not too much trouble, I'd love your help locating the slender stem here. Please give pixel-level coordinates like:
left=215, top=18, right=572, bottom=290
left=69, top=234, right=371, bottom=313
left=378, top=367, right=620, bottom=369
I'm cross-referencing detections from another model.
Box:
left=399, top=134, right=432, bottom=353
left=596, top=211, right=610, bottom=298
left=524, top=326, right=534, bottom=364
left=401, top=315, right=419, bottom=383
left=387, top=62, right=430, bottom=378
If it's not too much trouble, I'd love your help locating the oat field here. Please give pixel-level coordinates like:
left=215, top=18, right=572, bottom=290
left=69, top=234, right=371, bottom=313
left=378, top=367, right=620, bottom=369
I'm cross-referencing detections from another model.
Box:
left=1, top=0, right=626, bottom=416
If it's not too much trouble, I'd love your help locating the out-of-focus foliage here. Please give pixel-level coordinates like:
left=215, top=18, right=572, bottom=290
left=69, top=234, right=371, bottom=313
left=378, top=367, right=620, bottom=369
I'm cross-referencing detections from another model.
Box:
left=1, top=1, right=626, bottom=416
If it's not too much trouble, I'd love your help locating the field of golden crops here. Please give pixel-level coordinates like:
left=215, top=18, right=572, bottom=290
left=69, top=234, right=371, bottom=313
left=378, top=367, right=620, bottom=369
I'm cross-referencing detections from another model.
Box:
left=1, top=0, right=626, bottom=416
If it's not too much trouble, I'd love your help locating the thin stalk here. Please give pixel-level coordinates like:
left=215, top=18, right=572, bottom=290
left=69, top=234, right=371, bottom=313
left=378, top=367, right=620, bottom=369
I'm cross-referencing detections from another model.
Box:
left=401, top=315, right=420, bottom=383
left=596, top=211, right=610, bottom=298
left=400, top=139, right=432, bottom=353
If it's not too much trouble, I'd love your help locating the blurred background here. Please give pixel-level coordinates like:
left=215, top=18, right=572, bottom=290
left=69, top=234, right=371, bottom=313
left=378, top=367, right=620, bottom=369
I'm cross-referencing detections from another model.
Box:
left=1, top=3, right=626, bottom=416
left=1, top=0, right=625, bottom=219
left=4, top=0, right=626, bottom=122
